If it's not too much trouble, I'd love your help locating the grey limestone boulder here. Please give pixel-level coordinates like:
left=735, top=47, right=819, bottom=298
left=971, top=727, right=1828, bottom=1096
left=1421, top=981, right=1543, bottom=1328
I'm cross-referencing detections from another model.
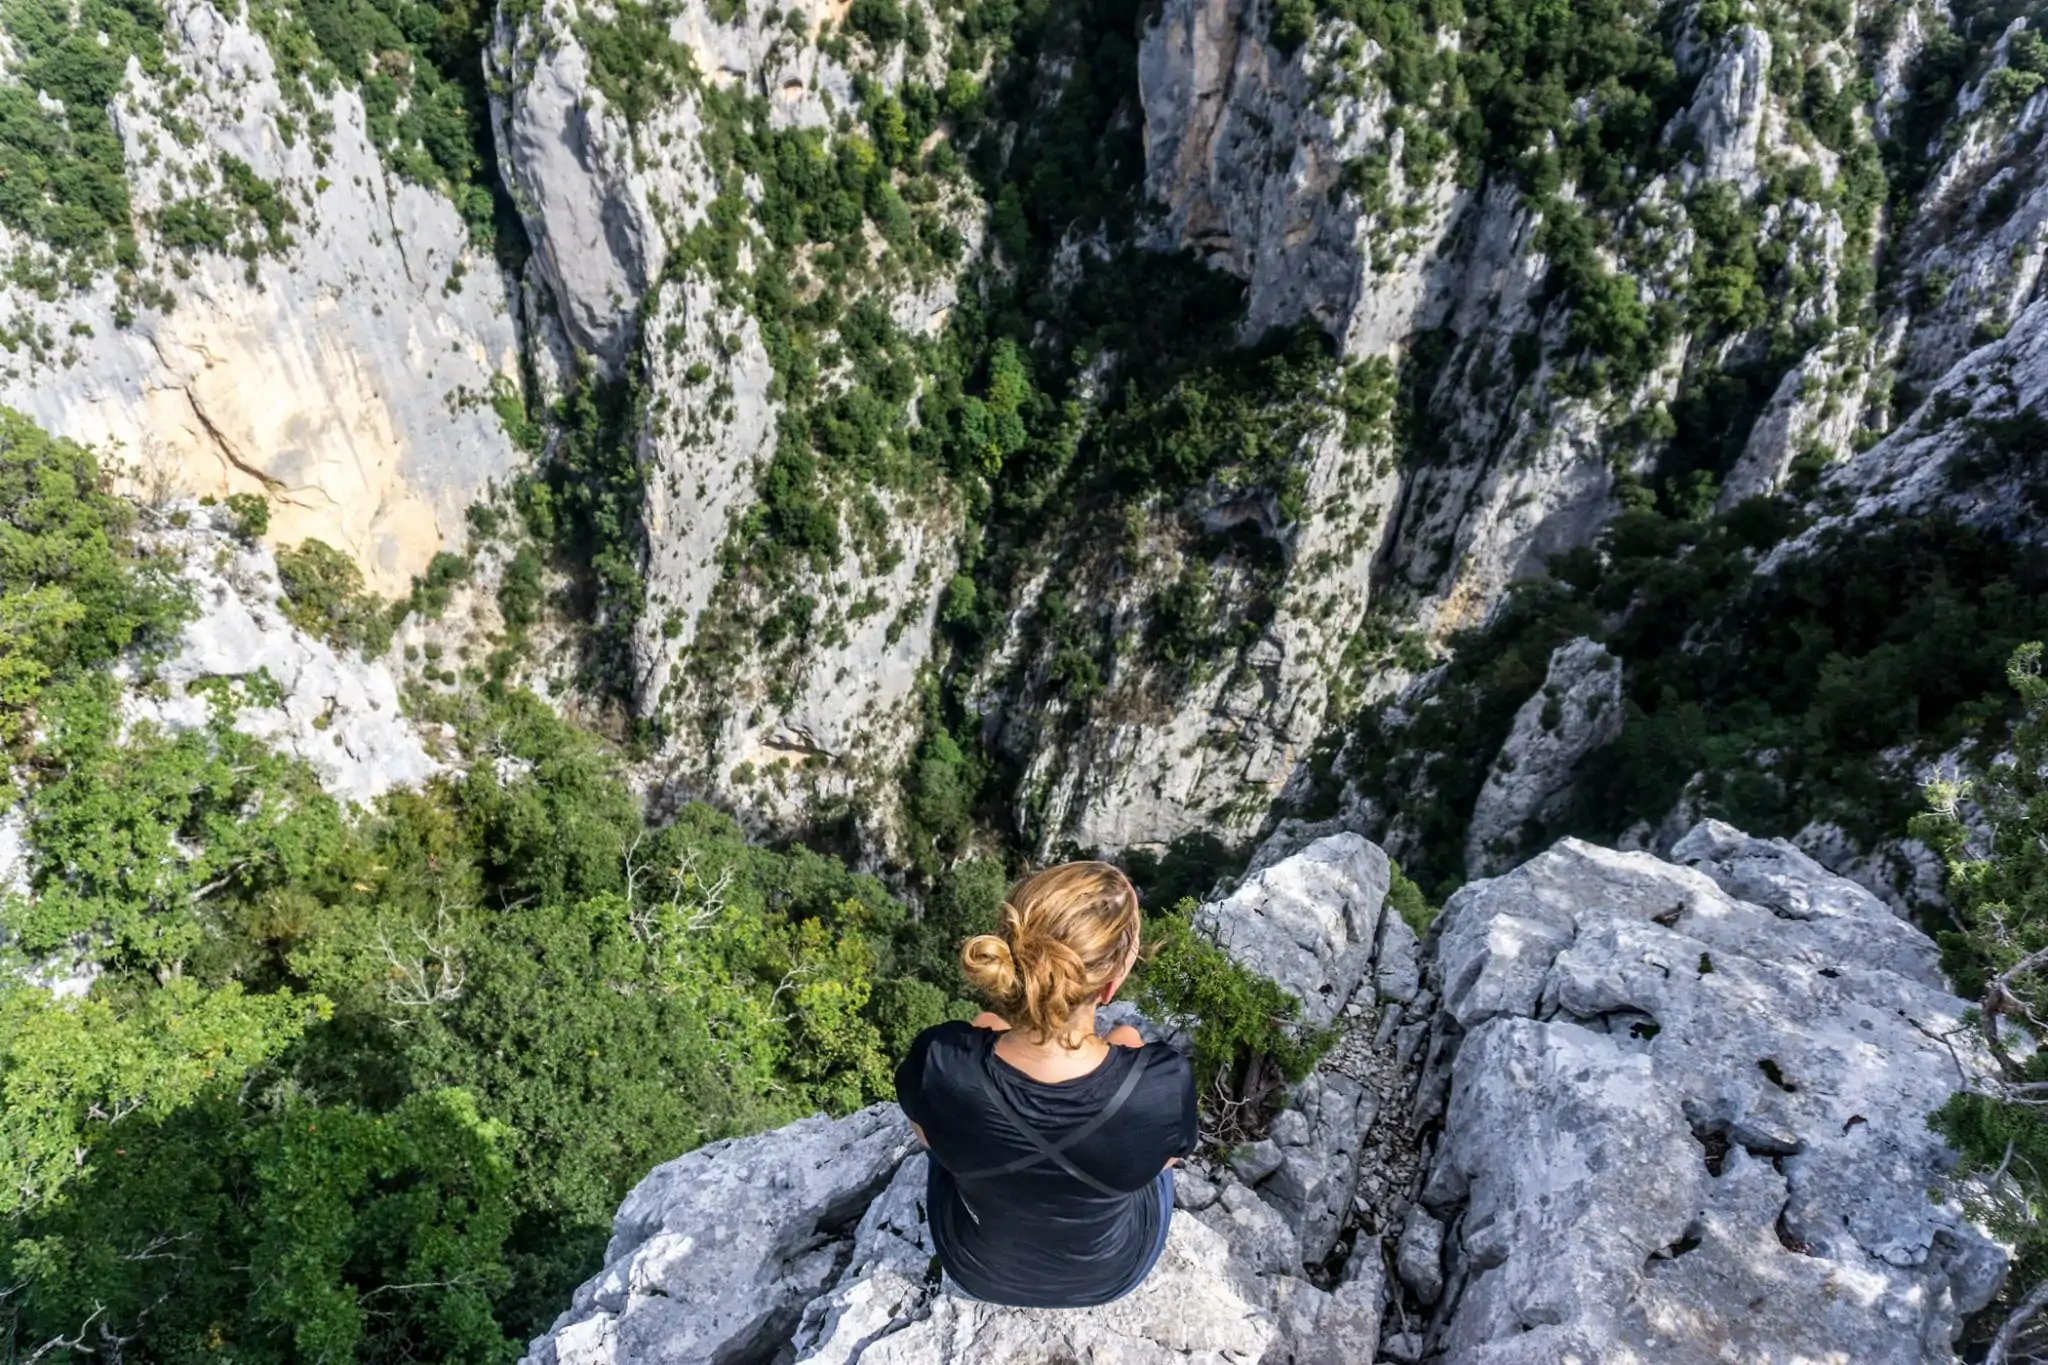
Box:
left=1672, top=819, right=1946, bottom=987
left=1394, top=1208, right=1445, bottom=1307
left=1256, top=1069, right=1376, bottom=1267
left=525, top=1126, right=1377, bottom=1365
left=791, top=1150, right=1383, bottom=1363
left=1189, top=834, right=1407, bottom=1268
left=1413, top=826, right=2004, bottom=1364
left=1463, top=637, right=1623, bottom=879
left=1226, top=1139, right=1286, bottom=1185
left=523, top=1105, right=919, bottom=1365
left=1194, top=833, right=1391, bottom=1031
left=800, top=1165, right=1280, bottom=1364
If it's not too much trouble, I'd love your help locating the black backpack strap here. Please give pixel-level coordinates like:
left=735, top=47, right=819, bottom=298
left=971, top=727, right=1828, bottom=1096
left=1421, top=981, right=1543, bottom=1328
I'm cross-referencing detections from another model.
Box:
left=958, top=1051, right=1148, bottom=1195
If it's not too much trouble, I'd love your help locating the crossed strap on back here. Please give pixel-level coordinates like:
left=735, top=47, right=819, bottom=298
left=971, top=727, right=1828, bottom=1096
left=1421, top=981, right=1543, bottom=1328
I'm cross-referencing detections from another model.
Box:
left=958, top=1047, right=1148, bottom=1196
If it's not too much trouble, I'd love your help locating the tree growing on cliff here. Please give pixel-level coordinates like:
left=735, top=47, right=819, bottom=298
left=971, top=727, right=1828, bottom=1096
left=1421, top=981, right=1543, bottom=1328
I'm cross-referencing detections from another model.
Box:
left=1915, top=641, right=2048, bottom=1361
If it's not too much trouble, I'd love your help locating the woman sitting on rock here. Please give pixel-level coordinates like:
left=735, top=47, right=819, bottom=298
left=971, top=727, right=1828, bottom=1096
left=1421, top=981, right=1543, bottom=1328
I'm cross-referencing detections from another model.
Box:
left=894, top=861, right=1198, bottom=1308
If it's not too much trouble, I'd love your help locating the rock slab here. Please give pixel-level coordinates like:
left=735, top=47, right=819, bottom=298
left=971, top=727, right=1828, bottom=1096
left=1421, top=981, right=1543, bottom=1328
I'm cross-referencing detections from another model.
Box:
left=1464, top=637, right=1623, bottom=878
left=1194, top=832, right=1391, bottom=1031
left=1414, top=822, right=2003, bottom=1365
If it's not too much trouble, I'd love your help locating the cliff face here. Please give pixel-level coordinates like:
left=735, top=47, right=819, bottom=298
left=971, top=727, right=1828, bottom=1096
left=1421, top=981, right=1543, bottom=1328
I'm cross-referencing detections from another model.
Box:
left=488, top=0, right=971, bottom=842
left=14, top=0, right=2039, bottom=863
left=1001, top=0, right=2047, bottom=858
left=0, top=0, right=524, bottom=594
left=1461, top=638, right=1622, bottom=879
left=520, top=826, right=2000, bottom=1364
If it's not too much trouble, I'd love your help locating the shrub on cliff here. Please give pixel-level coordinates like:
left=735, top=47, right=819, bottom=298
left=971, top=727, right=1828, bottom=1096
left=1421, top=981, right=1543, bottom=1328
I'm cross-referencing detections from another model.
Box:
left=276, top=538, right=396, bottom=656
left=0, top=408, right=184, bottom=763
left=1133, top=908, right=1330, bottom=1128
left=1917, top=643, right=2048, bottom=1353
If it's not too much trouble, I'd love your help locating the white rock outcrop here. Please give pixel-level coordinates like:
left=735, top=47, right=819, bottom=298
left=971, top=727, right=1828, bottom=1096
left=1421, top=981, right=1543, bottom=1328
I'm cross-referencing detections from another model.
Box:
left=522, top=1110, right=1388, bottom=1365
left=124, top=511, right=444, bottom=806
left=646, top=483, right=958, bottom=843
left=991, top=399, right=1406, bottom=856
left=1676, top=26, right=1773, bottom=194
left=525, top=1106, right=920, bottom=1365
left=1779, top=296, right=2048, bottom=559
left=1194, top=832, right=1392, bottom=1031
left=631, top=275, right=780, bottom=717
left=0, top=0, right=525, bottom=594
left=490, top=0, right=969, bottom=852
left=1412, top=823, right=2001, bottom=1364
left=1464, top=637, right=1623, bottom=878
left=489, top=0, right=686, bottom=373
left=1191, top=833, right=1422, bottom=1267
left=491, top=0, right=936, bottom=374
left=1892, top=20, right=2048, bottom=395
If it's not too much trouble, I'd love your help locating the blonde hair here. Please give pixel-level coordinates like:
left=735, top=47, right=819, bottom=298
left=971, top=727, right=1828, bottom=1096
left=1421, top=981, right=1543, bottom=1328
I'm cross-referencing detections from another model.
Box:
left=962, top=861, right=1142, bottom=1045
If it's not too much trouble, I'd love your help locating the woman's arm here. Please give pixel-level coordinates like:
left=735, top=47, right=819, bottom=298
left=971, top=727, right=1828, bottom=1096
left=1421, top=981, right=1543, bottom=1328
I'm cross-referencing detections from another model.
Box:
left=1106, top=1024, right=1144, bottom=1049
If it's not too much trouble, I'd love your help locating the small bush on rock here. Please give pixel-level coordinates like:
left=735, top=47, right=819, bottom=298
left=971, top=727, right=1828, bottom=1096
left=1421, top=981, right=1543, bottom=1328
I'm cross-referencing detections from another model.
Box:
left=1133, top=908, right=1331, bottom=1123
left=275, top=539, right=396, bottom=656
left=1387, top=859, right=1438, bottom=934
left=224, top=492, right=270, bottom=544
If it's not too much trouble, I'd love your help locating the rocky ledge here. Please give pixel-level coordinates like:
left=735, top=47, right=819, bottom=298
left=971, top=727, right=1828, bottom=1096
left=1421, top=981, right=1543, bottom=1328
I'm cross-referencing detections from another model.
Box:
left=523, top=826, right=2002, bottom=1364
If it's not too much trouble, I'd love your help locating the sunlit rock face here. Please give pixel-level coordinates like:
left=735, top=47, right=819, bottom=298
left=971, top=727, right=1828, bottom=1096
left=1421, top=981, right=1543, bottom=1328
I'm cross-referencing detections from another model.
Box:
left=0, top=0, right=525, bottom=594
left=489, top=0, right=973, bottom=855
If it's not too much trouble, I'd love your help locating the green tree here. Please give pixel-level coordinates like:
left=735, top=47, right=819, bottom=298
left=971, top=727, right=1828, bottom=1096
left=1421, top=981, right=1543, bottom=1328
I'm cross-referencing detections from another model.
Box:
left=6, top=1084, right=514, bottom=1363
left=275, top=538, right=396, bottom=655
left=0, top=409, right=183, bottom=761
left=1914, top=643, right=2048, bottom=1356
left=0, top=979, right=320, bottom=1218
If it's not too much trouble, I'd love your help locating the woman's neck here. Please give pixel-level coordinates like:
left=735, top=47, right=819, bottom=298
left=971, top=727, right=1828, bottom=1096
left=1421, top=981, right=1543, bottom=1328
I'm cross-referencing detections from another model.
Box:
left=1006, top=1005, right=1103, bottom=1055
left=995, top=1008, right=1112, bottom=1083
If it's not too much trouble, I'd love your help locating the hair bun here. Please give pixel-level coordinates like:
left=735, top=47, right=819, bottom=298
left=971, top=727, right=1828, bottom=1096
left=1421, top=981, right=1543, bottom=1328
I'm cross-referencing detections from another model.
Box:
left=961, top=932, right=1018, bottom=1002
left=961, top=862, right=1142, bottom=1044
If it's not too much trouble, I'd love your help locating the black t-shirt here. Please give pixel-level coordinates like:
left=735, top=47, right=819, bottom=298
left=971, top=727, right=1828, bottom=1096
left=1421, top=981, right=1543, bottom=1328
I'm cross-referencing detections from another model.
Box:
left=894, top=1021, right=1198, bottom=1308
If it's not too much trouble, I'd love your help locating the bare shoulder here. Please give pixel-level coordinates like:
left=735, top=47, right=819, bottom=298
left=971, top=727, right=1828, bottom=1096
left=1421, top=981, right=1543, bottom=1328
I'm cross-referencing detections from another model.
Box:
left=1106, top=1023, right=1144, bottom=1049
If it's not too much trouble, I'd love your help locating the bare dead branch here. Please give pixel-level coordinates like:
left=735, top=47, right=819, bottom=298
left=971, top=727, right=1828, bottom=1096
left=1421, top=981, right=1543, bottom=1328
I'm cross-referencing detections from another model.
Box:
left=1988, top=1277, right=2048, bottom=1365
